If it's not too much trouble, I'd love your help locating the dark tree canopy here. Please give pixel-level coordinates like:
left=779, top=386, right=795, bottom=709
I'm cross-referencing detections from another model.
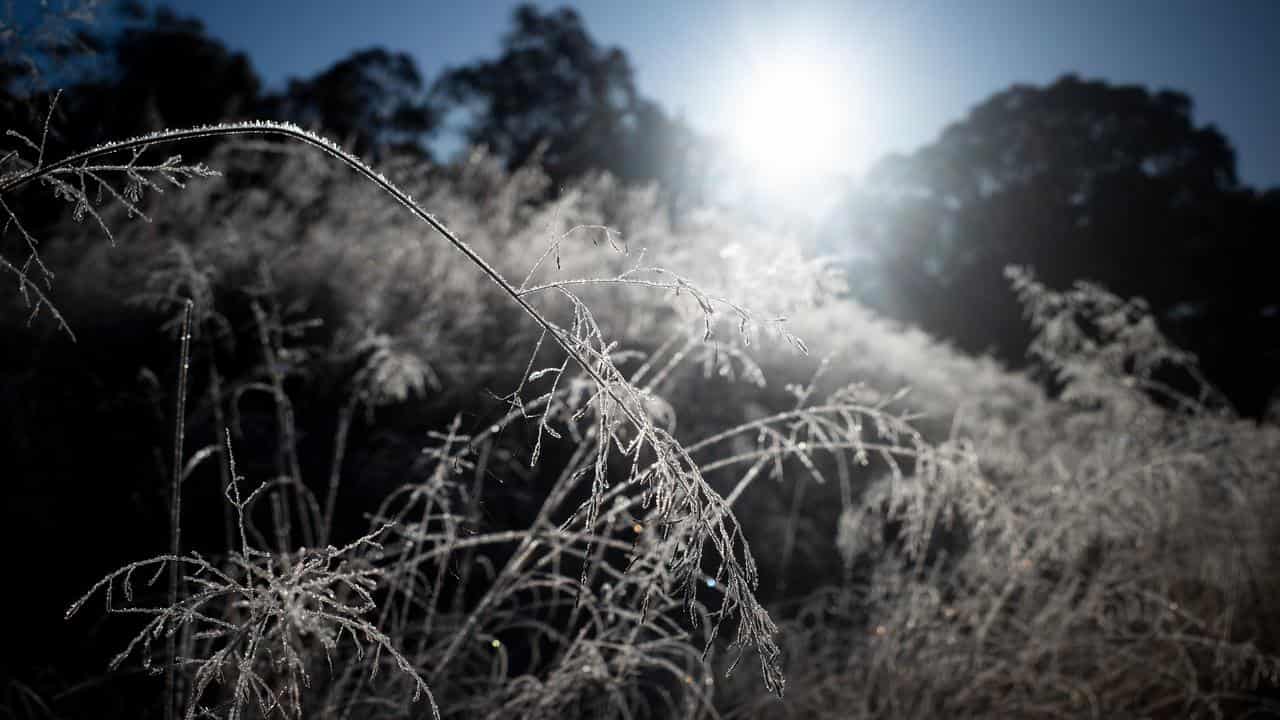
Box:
left=871, top=75, right=1238, bottom=206
left=0, top=5, right=265, bottom=247
left=6, top=4, right=712, bottom=207
left=9, top=6, right=439, bottom=161
left=262, top=48, right=439, bottom=159
left=61, top=5, right=261, bottom=143
left=834, top=74, right=1279, bottom=416
left=0, top=0, right=102, bottom=103
left=435, top=5, right=636, bottom=180
left=433, top=4, right=707, bottom=196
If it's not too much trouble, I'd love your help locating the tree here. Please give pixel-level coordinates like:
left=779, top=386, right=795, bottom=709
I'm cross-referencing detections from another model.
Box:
left=261, top=48, right=439, bottom=159
left=1, top=4, right=265, bottom=292
left=433, top=4, right=707, bottom=199
left=55, top=5, right=261, bottom=145
left=830, top=74, right=1279, bottom=416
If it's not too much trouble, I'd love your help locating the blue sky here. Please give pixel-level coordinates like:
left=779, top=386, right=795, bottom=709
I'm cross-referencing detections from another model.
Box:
left=153, top=0, right=1280, bottom=189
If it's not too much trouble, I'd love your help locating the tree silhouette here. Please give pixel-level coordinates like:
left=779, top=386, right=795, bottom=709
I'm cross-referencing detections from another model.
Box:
left=832, top=74, right=1279, bottom=416
left=0, top=4, right=265, bottom=275
left=433, top=4, right=708, bottom=200
left=434, top=5, right=636, bottom=181
left=55, top=5, right=261, bottom=145
left=262, top=48, right=439, bottom=159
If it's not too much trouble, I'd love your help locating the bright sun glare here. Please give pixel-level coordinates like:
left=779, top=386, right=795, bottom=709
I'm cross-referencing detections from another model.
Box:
left=729, top=53, right=855, bottom=189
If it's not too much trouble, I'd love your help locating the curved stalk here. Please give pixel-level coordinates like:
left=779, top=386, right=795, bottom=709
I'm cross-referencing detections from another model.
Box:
left=0, top=120, right=647, bottom=432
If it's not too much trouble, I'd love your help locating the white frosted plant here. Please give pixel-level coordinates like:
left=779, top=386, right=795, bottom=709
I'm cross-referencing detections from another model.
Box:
left=2, top=93, right=219, bottom=336
left=65, top=432, right=437, bottom=720
left=717, top=269, right=1280, bottom=719
left=6, top=119, right=841, bottom=716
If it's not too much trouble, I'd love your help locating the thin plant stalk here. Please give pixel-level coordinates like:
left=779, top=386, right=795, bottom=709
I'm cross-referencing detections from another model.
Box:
left=166, top=299, right=193, bottom=720
left=0, top=121, right=647, bottom=433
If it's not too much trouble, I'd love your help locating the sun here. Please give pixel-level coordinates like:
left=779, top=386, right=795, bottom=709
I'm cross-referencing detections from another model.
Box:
left=728, top=52, right=855, bottom=187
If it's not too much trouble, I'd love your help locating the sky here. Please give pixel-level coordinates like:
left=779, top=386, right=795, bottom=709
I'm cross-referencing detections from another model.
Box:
left=151, top=0, right=1280, bottom=190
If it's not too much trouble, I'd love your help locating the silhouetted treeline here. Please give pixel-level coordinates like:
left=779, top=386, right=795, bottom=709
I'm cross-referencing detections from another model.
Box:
left=2, top=3, right=707, bottom=188
left=824, top=75, right=1279, bottom=418
left=6, top=6, right=1275, bottom=418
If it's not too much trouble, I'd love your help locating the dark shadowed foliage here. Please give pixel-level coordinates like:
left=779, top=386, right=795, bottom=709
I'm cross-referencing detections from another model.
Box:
left=261, top=48, right=440, bottom=160
left=829, top=74, right=1280, bottom=417
left=59, top=4, right=261, bottom=144
left=433, top=4, right=711, bottom=206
